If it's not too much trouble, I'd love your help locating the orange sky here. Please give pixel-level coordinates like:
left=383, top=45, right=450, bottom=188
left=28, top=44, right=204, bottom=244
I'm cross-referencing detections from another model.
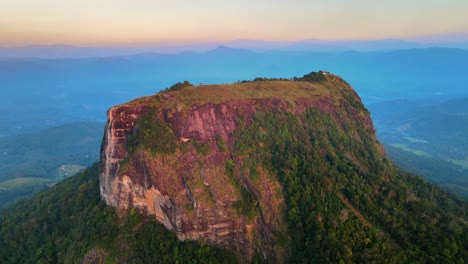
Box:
left=1, top=0, right=468, bottom=46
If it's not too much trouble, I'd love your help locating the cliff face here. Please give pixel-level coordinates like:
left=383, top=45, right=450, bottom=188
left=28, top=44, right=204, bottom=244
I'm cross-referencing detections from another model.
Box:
left=99, top=73, right=379, bottom=262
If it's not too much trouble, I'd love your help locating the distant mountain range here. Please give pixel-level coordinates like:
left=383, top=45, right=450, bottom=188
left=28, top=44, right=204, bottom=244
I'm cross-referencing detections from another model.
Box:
left=1, top=35, right=468, bottom=59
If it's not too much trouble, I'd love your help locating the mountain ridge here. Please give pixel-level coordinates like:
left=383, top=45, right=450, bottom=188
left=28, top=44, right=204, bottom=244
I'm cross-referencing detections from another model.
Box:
left=2, top=34, right=468, bottom=59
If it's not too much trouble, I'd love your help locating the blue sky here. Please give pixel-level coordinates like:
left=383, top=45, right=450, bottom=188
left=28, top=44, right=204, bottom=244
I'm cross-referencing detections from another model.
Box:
left=1, top=0, right=467, bottom=46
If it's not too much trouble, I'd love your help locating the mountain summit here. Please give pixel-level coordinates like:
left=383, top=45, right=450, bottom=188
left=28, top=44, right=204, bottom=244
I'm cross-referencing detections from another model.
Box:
left=99, top=72, right=467, bottom=262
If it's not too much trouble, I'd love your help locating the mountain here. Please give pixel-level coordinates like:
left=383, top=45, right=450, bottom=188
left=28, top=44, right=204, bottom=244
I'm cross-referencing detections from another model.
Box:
left=2, top=35, right=468, bottom=58
left=1, top=72, right=467, bottom=263
left=281, top=39, right=423, bottom=52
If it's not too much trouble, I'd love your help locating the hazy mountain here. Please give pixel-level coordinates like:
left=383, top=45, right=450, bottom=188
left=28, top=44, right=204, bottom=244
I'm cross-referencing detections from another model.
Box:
left=2, top=35, right=468, bottom=59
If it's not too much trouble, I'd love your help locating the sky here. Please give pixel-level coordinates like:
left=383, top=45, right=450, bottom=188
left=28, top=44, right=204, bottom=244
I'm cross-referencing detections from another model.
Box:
left=1, top=0, right=468, bottom=46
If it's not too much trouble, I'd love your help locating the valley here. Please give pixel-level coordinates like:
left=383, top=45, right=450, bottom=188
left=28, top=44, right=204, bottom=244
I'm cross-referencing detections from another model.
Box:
left=0, top=122, right=103, bottom=208
left=368, top=98, right=468, bottom=198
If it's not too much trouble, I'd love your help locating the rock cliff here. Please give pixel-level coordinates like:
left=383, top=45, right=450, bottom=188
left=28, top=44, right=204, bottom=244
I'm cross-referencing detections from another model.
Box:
left=99, top=72, right=380, bottom=262
left=1, top=73, right=465, bottom=264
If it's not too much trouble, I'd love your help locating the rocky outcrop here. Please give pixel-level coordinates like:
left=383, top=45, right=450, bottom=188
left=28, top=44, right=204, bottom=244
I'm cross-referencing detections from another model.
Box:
left=100, top=100, right=288, bottom=261
left=100, top=105, right=149, bottom=207
left=99, top=75, right=378, bottom=262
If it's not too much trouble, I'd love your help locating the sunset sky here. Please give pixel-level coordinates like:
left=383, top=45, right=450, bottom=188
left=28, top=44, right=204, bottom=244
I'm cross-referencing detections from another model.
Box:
left=1, top=0, right=468, bottom=46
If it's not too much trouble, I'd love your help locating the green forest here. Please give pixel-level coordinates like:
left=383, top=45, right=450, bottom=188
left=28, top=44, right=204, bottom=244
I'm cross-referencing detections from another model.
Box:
left=231, top=108, right=467, bottom=263
left=0, top=164, right=236, bottom=263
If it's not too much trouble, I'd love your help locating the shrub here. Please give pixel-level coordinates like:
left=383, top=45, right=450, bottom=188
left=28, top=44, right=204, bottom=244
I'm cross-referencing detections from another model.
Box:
left=127, top=115, right=177, bottom=155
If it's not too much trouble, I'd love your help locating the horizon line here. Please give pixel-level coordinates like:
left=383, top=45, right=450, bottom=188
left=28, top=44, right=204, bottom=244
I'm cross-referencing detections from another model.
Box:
left=2, top=31, right=468, bottom=49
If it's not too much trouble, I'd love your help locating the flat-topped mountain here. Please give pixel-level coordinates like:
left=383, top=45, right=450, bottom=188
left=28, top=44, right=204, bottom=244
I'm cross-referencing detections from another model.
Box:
left=0, top=72, right=466, bottom=263
left=99, top=72, right=466, bottom=262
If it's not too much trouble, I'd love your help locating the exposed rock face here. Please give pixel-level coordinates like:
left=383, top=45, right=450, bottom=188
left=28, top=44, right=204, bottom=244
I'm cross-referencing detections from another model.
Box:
left=100, top=105, right=150, bottom=207
left=99, top=75, right=378, bottom=262
left=100, top=101, right=287, bottom=261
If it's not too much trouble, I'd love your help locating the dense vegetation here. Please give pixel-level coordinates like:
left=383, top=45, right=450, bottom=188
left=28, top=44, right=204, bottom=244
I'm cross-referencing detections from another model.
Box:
left=163, top=80, right=193, bottom=92
left=385, top=144, right=468, bottom=199
left=294, top=70, right=328, bottom=82
left=127, top=113, right=177, bottom=155
left=234, top=108, right=467, bottom=263
left=0, top=164, right=236, bottom=263
left=0, top=177, right=54, bottom=209
left=236, top=70, right=328, bottom=84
